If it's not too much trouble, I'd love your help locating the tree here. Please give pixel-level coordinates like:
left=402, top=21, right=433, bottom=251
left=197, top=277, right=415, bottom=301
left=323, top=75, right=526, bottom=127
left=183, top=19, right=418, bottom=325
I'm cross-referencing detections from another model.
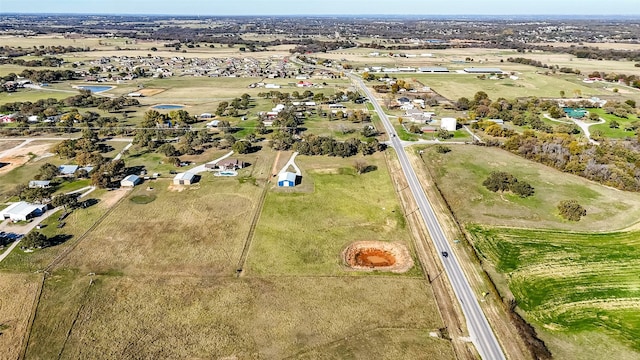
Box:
left=511, top=181, right=535, bottom=198
left=437, top=128, right=453, bottom=139
left=158, top=143, right=179, bottom=157
left=610, top=120, right=620, bottom=129
left=559, top=90, right=565, bottom=98
left=36, top=163, right=60, bottom=180
left=435, top=145, right=451, bottom=154
left=22, top=231, right=50, bottom=249
left=353, top=159, right=368, bottom=174
left=52, top=193, right=79, bottom=211
left=361, top=125, right=377, bottom=137
left=232, top=140, right=250, bottom=154
left=19, top=187, right=54, bottom=204
left=483, top=171, right=516, bottom=193
left=548, top=106, right=564, bottom=119
left=558, top=200, right=587, bottom=221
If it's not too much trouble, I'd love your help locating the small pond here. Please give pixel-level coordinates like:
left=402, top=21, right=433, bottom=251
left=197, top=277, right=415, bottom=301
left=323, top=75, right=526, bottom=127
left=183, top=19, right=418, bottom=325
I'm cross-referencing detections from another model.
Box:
left=152, top=104, right=184, bottom=110
left=75, top=85, right=114, bottom=93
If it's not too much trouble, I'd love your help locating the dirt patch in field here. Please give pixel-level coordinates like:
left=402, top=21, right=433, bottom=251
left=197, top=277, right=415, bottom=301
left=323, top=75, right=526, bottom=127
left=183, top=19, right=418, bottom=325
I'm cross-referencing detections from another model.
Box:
left=100, top=189, right=130, bottom=208
left=138, top=88, right=166, bottom=96
left=343, top=241, right=413, bottom=273
left=0, top=142, right=53, bottom=175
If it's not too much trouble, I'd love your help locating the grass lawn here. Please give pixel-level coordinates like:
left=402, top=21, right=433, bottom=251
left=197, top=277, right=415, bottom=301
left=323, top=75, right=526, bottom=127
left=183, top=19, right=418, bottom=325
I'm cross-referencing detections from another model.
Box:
left=247, top=153, right=419, bottom=276
left=420, top=145, right=640, bottom=231
left=27, top=274, right=450, bottom=359
left=0, top=88, right=73, bottom=103
left=469, top=225, right=640, bottom=358
left=588, top=108, right=639, bottom=139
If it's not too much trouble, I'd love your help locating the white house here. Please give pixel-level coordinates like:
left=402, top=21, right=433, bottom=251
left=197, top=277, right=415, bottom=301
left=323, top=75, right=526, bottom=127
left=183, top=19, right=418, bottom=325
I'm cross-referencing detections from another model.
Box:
left=120, top=174, right=141, bottom=187
left=1, top=202, right=48, bottom=221
left=440, top=117, right=457, bottom=131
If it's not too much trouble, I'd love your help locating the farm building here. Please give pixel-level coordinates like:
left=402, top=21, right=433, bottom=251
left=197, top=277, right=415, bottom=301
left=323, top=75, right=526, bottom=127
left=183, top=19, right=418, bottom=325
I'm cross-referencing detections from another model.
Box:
left=200, top=113, right=213, bottom=119
left=173, top=172, right=196, bottom=185
left=278, top=172, right=297, bottom=187
left=440, top=118, right=457, bottom=131
left=120, top=174, right=141, bottom=187
left=28, top=180, right=51, bottom=189
left=1, top=202, right=48, bottom=222
left=206, top=120, right=220, bottom=128
left=464, top=67, right=503, bottom=74
left=418, top=67, right=449, bottom=73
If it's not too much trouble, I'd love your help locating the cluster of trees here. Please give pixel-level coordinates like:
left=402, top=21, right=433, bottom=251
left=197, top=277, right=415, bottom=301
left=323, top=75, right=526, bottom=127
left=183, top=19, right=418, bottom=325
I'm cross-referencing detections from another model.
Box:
left=17, top=68, right=78, bottom=83
left=21, top=231, right=52, bottom=249
left=0, top=56, right=64, bottom=67
left=602, top=100, right=637, bottom=120
left=587, top=71, right=640, bottom=89
left=52, top=129, right=109, bottom=166
left=501, top=131, right=640, bottom=191
left=291, top=134, right=385, bottom=157
left=0, top=45, right=88, bottom=58
left=482, top=171, right=535, bottom=198
left=0, top=91, right=139, bottom=120
left=215, top=94, right=251, bottom=117
left=141, top=109, right=197, bottom=128
left=557, top=200, right=587, bottom=221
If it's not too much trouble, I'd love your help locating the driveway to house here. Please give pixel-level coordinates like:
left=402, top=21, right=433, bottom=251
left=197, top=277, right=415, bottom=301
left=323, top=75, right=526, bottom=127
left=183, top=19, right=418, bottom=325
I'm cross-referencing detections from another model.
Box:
left=544, top=114, right=604, bottom=145
left=188, top=150, right=234, bottom=175
left=278, top=152, right=301, bottom=175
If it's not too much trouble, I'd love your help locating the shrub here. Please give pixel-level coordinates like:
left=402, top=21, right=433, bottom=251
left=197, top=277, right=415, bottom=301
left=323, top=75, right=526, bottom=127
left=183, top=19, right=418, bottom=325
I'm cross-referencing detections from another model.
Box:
left=557, top=200, right=587, bottom=221
left=435, top=145, right=451, bottom=154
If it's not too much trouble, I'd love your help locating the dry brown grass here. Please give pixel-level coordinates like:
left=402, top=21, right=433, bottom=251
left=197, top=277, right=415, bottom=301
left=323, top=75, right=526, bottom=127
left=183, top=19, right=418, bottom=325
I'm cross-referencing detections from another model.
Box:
left=0, top=273, right=40, bottom=360
left=37, top=275, right=450, bottom=359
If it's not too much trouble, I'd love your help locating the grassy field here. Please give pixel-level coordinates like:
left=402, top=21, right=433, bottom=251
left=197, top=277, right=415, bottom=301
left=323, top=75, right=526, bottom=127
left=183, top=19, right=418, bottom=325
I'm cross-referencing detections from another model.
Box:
left=59, top=178, right=263, bottom=277
left=404, top=73, right=601, bottom=101
left=419, top=145, right=640, bottom=231
left=0, top=273, right=40, bottom=360
left=468, top=225, right=640, bottom=358
left=588, top=108, right=639, bottom=139
left=27, top=275, right=450, bottom=359
left=247, top=153, right=420, bottom=276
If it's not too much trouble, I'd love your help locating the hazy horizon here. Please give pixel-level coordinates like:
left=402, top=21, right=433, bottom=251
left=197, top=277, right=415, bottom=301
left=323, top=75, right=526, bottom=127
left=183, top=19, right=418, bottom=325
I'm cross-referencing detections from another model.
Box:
left=2, top=0, right=640, bottom=16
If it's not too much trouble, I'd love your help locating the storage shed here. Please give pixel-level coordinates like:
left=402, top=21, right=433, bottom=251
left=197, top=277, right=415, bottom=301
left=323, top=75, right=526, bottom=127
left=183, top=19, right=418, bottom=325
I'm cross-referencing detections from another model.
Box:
left=120, top=174, right=141, bottom=187
left=173, top=172, right=196, bottom=185
left=278, top=172, right=297, bottom=187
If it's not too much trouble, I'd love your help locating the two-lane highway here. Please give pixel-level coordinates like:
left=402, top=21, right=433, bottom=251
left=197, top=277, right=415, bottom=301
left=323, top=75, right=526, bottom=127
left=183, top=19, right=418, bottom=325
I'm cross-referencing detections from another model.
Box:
left=350, top=74, right=506, bottom=360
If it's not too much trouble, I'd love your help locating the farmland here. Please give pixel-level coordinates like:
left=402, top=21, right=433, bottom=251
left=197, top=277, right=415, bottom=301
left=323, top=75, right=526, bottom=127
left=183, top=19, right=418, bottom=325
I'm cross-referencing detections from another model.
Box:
left=9, top=147, right=450, bottom=359
left=469, top=225, right=640, bottom=359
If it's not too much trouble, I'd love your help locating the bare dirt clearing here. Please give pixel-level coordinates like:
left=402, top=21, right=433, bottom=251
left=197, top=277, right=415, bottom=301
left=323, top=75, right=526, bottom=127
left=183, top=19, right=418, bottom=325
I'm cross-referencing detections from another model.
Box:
left=0, top=141, right=54, bottom=175
left=344, top=240, right=413, bottom=273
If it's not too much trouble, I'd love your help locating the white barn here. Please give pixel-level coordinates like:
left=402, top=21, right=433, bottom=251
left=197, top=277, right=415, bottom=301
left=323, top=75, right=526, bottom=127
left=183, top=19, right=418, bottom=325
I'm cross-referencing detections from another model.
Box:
left=440, top=118, right=457, bottom=132
left=173, top=172, right=196, bottom=185
left=120, top=174, right=141, bottom=187
left=1, top=202, right=48, bottom=221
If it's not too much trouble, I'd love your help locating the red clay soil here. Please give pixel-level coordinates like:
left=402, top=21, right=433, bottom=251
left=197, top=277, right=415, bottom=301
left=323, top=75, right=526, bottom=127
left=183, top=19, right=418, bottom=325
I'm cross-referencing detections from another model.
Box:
left=354, top=249, right=396, bottom=267
left=343, top=241, right=413, bottom=273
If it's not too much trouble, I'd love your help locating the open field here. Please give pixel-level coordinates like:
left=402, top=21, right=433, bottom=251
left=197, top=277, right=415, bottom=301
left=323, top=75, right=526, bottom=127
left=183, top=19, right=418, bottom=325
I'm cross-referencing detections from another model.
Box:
left=247, top=153, right=419, bottom=276
left=0, top=140, right=59, bottom=196
left=419, top=145, right=640, bottom=231
left=59, top=177, right=263, bottom=277
left=404, top=73, right=602, bottom=101
left=0, top=272, right=40, bottom=360
left=469, top=225, right=640, bottom=358
left=27, top=274, right=451, bottom=359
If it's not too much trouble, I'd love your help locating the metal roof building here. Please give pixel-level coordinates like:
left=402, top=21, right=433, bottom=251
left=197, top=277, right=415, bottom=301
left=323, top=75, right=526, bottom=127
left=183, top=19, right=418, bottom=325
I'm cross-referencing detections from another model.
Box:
left=277, top=172, right=297, bottom=187
left=418, top=67, right=449, bottom=73
left=463, top=67, right=504, bottom=74
left=120, top=174, right=141, bottom=187
left=1, top=202, right=48, bottom=221
left=173, top=172, right=196, bottom=185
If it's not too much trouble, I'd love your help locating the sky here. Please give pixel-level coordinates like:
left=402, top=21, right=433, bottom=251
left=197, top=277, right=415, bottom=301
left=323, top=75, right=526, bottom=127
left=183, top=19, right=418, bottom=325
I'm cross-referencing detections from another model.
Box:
left=1, top=0, right=639, bottom=16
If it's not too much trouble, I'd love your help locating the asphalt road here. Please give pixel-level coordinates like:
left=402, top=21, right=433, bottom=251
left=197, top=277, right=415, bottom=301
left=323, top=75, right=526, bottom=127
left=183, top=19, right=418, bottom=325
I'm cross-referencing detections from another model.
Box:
left=350, top=74, right=506, bottom=360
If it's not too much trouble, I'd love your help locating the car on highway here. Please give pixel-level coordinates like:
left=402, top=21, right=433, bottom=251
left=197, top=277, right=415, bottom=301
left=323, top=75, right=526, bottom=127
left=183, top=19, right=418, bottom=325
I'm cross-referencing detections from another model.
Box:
left=441, top=251, right=449, bottom=258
